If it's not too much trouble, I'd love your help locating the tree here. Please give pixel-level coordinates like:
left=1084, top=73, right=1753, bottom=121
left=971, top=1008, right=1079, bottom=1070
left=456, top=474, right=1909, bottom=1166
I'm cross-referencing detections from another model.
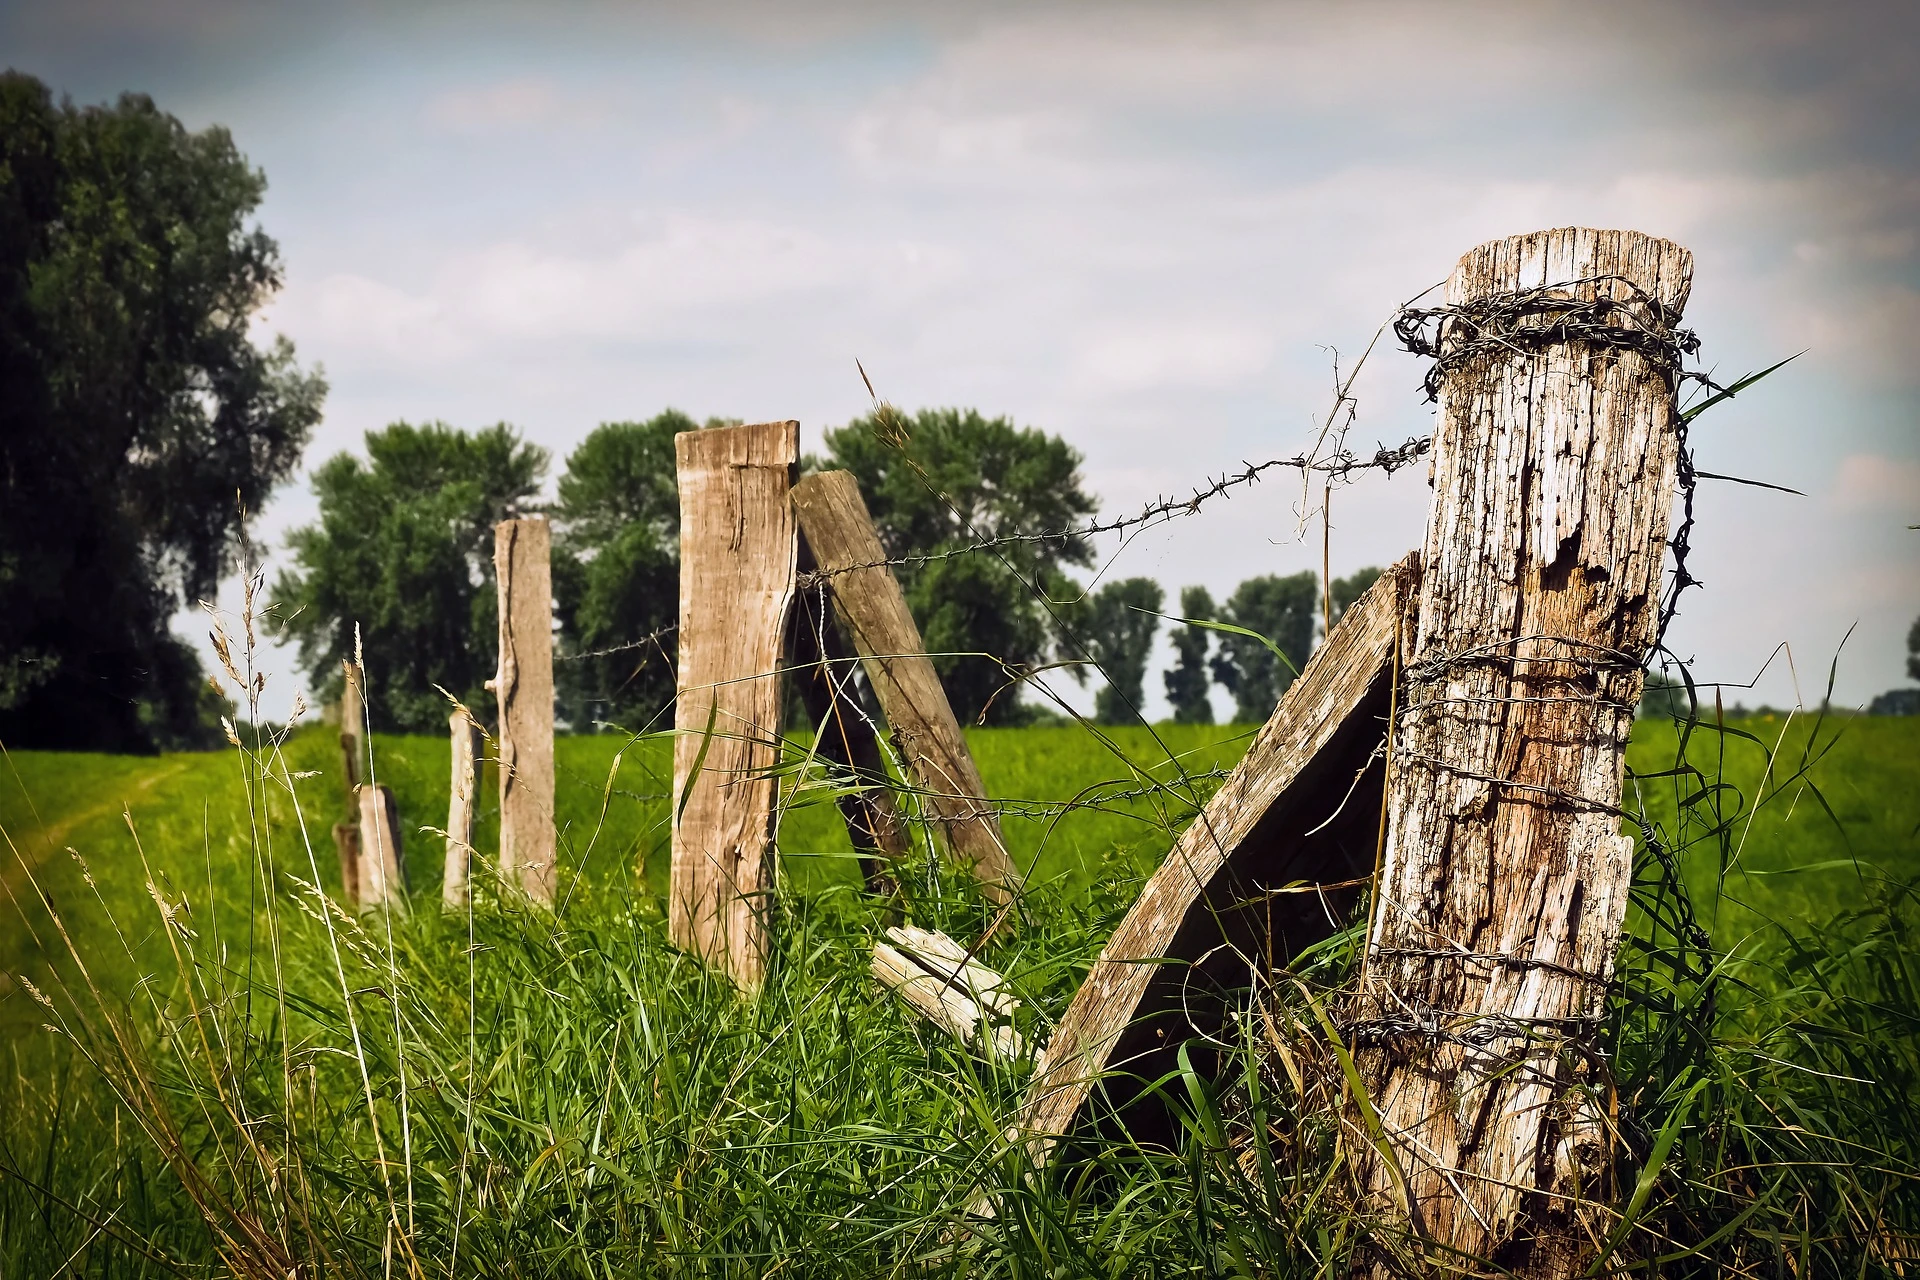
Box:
left=275, top=423, right=546, bottom=733
left=1328, top=565, right=1384, bottom=631
left=551, top=412, right=705, bottom=732
left=821, top=408, right=1097, bottom=724
left=1163, top=586, right=1217, bottom=724
left=1209, top=572, right=1318, bottom=723
left=1061, top=577, right=1164, bottom=724
left=0, top=73, right=324, bottom=750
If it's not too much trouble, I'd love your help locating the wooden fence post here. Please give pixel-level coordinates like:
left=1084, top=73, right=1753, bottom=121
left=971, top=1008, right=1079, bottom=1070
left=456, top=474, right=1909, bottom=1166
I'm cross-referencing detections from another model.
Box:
left=356, top=783, right=406, bottom=914
left=1350, top=228, right=1693, bottom=1273
left=332, top=821, right=362, bottom=910
left=789, top=471, right=1017, bottom=899
left=444, top=708, right=482, bottom=909
left=671, top=421, right=798, bottom=990
left=493, top=516, right=556, bottom=905
left=339, top=659, right=365, bottom=796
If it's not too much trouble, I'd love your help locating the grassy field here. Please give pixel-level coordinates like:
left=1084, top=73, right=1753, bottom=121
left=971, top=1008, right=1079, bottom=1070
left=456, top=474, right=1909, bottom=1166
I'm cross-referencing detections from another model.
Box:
left=0, top=711, right=1913, bottom=1275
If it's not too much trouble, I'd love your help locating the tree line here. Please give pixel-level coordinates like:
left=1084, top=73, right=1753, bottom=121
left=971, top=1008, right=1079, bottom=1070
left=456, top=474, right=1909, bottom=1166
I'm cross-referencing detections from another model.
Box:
left=272, top=411, right=1385, bottom=734
left=0, top=69, right=1393, bottom=749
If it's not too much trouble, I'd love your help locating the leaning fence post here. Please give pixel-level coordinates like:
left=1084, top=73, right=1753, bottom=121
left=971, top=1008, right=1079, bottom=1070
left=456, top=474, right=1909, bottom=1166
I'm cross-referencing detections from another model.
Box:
left=493, top=516, right=556, bottom=906
left=356, top=783, right=406, bottom=914
left=1350, top=228, right=1694, bottom=1273
left=444, top=707, right=482, bottom=909
left=671, top=421, right=798, bottom=991
left=332, top=821, right=362, bottom=910
left=789, top=470, right=1016, bottom=899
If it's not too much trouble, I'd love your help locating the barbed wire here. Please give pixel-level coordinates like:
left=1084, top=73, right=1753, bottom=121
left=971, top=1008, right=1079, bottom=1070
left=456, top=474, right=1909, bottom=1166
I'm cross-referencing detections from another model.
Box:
left=798, top=435, right=1433, bottom=586
left=555, top=624, right=678, bottom=664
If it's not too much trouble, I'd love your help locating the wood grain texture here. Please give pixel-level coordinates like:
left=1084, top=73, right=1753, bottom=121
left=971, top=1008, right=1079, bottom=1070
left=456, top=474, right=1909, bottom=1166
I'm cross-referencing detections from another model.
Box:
left=789, top=470, right=1016, bottom=898
left=1015, top=554, right=1419, bottom=1155
left=494, top=517, right=556, bottom=905
left=355, top=783, right=406, bottom=915
left=1352, top=228, right=1692, bottom=1274
left=671, top=421, right=799, bottom=991
left=444, top=708, right=482, bottom=909
left=789, top=559, right=909, bottom=892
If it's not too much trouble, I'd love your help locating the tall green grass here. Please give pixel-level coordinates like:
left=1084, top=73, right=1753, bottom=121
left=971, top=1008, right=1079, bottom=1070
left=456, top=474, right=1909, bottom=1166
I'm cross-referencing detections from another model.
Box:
left=0, top=678, right=1915, bottom=1274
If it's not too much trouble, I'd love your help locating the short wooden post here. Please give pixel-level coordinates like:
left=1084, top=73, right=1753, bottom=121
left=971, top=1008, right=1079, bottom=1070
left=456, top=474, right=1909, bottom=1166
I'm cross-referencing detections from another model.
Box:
left=671, top=421, right=798, bottom=990
left=1350, top=229, right=1694, bottom=1273
left=339, top=659, right=365, bottom=796
left=356, top=783, right=406, bottom=914
left=444, top=708, right=482, bottom=909
left=790, top=560, right=909, bottom=893
left=332, top=821, right=362, bottom=910
left=493, top=517, right=556, bottom=905
left=1015, top=556, right=1417, bottom=1154
left=789, top=470, right=1017, bottom=898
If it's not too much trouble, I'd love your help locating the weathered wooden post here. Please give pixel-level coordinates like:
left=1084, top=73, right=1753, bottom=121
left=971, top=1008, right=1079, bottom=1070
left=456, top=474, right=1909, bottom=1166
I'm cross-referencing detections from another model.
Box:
left=339, top=659, right=365, bottom=794
left=1349, top=228, right=1693, bottom=1273
left=356, top=783, right=406, bottom=914
left=493, top=516, right=556, bottom=905
left=443, top=707, right=482, bottom=909
left=671, top=421, right=798, bottom=990
left=790, top=470, right=1017, bottom=899
left=332, top=821, right=362, bottom=910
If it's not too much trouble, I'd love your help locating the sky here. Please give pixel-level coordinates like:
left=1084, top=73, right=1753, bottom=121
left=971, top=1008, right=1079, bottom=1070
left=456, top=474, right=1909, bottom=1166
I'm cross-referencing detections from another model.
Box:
left=5, top=0, right=1917, bottom=719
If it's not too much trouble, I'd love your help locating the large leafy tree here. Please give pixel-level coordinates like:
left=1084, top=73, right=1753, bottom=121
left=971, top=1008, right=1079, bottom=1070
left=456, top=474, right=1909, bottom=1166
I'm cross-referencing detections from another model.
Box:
left=1163, top=585, right=1217, bottom=725
left=1061, top=577, right=1164, bottom=724
left=551, top=412, right=719, bottom=732
left=275, top=423, right=546, bottom=733
left=821, top=408, right=1096, bottom=725
left=1209, top=571, right=1318, bottom=723
left=1328, top=566, right=1384, bottom=632
left=0, top=73, right=324, bottom=750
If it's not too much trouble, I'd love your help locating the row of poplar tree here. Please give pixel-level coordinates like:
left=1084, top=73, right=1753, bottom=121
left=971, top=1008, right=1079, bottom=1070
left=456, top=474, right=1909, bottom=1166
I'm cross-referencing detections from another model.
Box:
left=274, top=411, right=1383, bottom=733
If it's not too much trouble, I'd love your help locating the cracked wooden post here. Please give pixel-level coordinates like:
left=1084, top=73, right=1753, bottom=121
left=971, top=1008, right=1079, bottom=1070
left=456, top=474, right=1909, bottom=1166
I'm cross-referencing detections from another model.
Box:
left=671, top=421, right=798, bottom=991
left=332, top=822, right=361, bottom=910
left=356, top=783, right=406, bottom=914
left=444, top=707, right=482, bottom=909
left=1349, top=228, right=1693, bottom=1274
left=790, top=470, right=1016, bottom=900
left=493, top=516, right=556, bottom=906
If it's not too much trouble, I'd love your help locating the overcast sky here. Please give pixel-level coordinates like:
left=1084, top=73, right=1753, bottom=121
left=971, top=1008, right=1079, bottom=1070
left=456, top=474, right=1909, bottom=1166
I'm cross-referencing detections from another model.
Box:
left=6, top=0, right=1917, bottom=718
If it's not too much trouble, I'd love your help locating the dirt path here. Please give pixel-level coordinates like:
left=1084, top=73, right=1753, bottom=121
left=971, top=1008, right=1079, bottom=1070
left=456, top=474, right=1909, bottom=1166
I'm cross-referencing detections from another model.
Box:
left=0, top=758, right=196, bottom=903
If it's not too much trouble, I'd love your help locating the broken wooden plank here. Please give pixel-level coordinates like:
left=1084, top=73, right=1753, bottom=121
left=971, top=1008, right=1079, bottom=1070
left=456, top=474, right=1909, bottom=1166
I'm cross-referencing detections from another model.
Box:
left=356, top=783, right=406, bottom=915
left=443, top=707, right=482, bottom=909
left=494, top=516, right=557, bottom=905
left=671, top=421, right=799, bottom=991
left=886, top=924, right=1019, bottom=1019
left=789, top=470, right=1016, bottom=899
left=1014, top=552, right=1419, bottom=1156
left=873, top=934, right=1023, bottom=1060
left=789, top=557, right=909, bottom=893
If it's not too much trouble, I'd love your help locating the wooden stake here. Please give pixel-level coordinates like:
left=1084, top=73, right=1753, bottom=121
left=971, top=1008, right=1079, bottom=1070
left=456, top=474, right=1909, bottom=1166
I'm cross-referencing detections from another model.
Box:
left=671, top=421, right=799, bottom=990
left=339, top=659, right=364, bottom=795
left=789, top=470, right=1017, bottom=899
left=1351, top=228, right=1693, bottom=1273
left=1014, top=555, right=1416, bottom=1155
left=356, top=783, right=406, bottom=914
left=444, top=707, right=482, bottom=909
left=493, top=517, right=556, bottom=905
left=332, top=821, right=362, bottom=910
left=790, top=553, right=909, bottom=893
